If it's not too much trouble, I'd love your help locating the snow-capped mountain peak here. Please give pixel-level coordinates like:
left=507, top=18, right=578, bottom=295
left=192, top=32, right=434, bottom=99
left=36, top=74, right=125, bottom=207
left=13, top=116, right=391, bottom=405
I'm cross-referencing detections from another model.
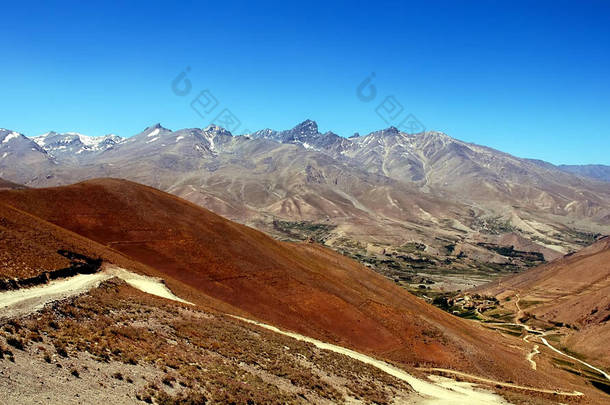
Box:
left=31, top=131, right=124, bottom=161
left=0, top=129, right=24, bottom=144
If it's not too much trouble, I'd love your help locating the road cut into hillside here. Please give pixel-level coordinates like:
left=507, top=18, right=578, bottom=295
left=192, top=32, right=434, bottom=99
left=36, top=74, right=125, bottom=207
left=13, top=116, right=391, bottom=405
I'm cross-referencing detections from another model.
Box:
left=231, top=315, right=512, bottom=404
left=1, top=266, right=590, bottom=404
left=0, top=266, right=192, bottom=318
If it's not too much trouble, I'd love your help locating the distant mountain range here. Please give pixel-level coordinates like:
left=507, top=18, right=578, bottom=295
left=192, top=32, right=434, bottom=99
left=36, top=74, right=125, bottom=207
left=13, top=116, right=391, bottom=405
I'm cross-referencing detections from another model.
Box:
left=32, top=131, right=122, bottom=163
left=1, top=122, right=609, bottom=287
left=558, top=164, right=610, bottom=182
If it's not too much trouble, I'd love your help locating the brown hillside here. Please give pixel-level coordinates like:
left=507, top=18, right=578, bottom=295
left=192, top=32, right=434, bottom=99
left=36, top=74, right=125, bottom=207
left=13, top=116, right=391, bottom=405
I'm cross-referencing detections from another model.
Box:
left=480, top=237, right=610, bottom=366
left=0, top=200, right=149, bottom=280
left=0, top=178, right=575, bottom=388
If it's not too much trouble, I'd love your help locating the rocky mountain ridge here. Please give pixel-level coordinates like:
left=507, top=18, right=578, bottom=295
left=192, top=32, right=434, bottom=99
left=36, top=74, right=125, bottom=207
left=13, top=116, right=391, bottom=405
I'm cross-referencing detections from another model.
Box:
left=32, top=131, right=123, bottom=163
left=1, top=121, right=608, bottom=290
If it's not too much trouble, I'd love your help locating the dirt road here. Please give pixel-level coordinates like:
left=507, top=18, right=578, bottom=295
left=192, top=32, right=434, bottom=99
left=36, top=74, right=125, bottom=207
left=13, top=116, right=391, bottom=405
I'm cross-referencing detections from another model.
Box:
left=0, top=272, right=113, bottom=318
left=513, top=295, right=610, bottom=381
left=418, top=368, right=582, bottom=397
left=3, top=269, right=509, bottom=403
left=0, top=266, right=191, bottom=318
left=0, top=269, right=592, bottom=403
left=231, top=315, right=511, bottom=404
left=540, top=336, right=610, bottom=381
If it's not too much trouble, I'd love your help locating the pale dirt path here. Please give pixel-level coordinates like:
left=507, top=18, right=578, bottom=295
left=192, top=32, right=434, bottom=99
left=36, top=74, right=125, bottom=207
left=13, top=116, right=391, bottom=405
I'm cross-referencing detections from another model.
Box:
left=476, top=299, right=542, bottom=370
left=0, top=266, right=192, bottom=318
left=1, top=268, right=513, bottom=403
left=231, top=315, right=511, bottom=405
left=0, top=272, right=114, bottom=318
left=488, top=316, right=609, bottom=381
left=523, top=335, right=540, bottom=370
left=540, top=337, right=610, bottom=381
left=514, top=294, right=524, bottom=323
left=417, top=368, right=582, bottom=397
left=104, top=267, right=193, bottom=305
left=512, top=294, right=610, bottom=381
left=0, top=269, right=591, bottom=402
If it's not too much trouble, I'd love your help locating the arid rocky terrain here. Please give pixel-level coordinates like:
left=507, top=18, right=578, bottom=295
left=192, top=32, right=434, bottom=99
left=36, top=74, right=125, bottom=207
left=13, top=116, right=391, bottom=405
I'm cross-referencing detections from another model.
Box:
left=0, top=123, right=608, bottom=403
left=1, top=178, right=607, bottom=403
left=1, top=122, right=609, bottom=291
left=2, top=1, right=608, bottom=403
left=1, top=279, right=417, bottom=404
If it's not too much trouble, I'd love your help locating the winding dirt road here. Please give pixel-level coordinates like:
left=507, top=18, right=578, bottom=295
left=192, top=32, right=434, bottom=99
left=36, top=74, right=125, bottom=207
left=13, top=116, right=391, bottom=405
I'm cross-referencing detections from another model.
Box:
left=0, top=270, right=597, bottom=403
left=0, top=272, right=113, bottom=318
left=523, top=335, right=540, bottom=371
left=513, top=295, right=610, bottom=382
left=0, top=269, right=512, bottom=404
left=231, top=315, right=511, bottom=404
left=417, top=368, right=582, bottom=397
left=540, top=336, right=610, bottom=381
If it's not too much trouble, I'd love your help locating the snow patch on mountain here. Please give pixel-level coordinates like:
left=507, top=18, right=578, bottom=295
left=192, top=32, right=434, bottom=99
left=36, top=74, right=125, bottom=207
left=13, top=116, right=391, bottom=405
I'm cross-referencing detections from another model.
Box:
left=147, top=128, right=160, bottom=138
left=1, top=132, right=21, bottom=144
left=31, top=131, right=124, bottom=161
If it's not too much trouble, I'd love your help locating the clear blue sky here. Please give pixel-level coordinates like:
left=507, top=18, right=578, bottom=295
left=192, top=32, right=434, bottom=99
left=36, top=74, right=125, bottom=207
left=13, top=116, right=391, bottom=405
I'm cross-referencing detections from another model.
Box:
left=1, top=0, right=609, bottom=165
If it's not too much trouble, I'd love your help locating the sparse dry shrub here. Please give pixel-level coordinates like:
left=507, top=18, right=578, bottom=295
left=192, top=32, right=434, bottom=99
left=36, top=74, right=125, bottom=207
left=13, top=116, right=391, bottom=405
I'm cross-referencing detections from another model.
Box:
left=58, top=305, right=81, bottom=319
left=135, top=388, right=153, bottom=403
left=345, top=379, right=389, bottom=404
left=6, top=336, right=25, bottom=351
left=0, top=343, right=10, bottom=359
left=7, top=319, right=22, bottom=331
left=262, top=356, right=343, bottom=402
left=162, top=374, right=175, bottom=387
left=175, top=390, right=208, bottom=405
left=166, top=359, right=180, bottom=369
left=27, top=330, right=43, bottom=343
left=53, top=341, right=68, bottom=357
left=154, top=389, right=208, bottom=405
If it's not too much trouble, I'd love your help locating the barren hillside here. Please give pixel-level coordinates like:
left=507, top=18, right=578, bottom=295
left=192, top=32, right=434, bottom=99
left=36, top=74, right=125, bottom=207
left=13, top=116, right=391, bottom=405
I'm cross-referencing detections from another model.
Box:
left=479, top=237, right=610, bottom=367
left=1, top=178, right=607, bottom=403
left=0, top=179, right=554, bottom=380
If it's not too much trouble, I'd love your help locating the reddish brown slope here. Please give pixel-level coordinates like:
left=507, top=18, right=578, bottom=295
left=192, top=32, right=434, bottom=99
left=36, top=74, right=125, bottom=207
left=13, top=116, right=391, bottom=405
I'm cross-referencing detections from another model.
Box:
left=0, top=191, right=268, bottom=316
left=0, top=179, right=555, bottom=384
left=480, top=237, right=610, bottom=365
left=0, top=199, right=149, bottom=280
